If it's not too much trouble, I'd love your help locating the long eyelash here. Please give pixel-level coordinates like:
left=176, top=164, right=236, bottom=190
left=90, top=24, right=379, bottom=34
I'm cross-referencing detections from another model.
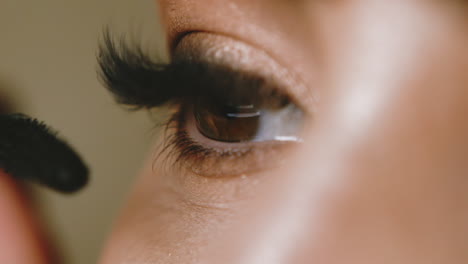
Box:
left=97, top=30, right=288, bottom=110
left=97, top=29, right=173, bottom=109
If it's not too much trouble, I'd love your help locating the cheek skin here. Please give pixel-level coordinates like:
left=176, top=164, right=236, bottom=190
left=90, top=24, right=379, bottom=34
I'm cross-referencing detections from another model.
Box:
left=98, top=154, right=265, bottom=264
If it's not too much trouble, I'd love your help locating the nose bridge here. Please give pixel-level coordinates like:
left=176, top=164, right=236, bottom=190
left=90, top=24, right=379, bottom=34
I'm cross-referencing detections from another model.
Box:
left=204, top=3, right=468, bottom=264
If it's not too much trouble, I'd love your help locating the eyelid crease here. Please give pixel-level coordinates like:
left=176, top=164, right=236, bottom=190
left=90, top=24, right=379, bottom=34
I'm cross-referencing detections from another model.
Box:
left=174, top=32, right=315, bottom=114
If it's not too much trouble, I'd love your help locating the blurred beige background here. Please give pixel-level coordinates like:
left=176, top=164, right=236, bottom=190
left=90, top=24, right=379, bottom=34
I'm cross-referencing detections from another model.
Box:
left=0, top=0, right=165, bottom=263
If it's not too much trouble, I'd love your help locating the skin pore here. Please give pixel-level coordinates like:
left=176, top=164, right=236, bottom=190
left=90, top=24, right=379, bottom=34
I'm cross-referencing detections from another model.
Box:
left=0, top=0, right=467, bottom=263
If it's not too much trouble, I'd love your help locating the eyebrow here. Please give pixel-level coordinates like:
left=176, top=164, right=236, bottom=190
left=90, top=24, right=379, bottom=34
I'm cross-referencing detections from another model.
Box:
left=96, top=32, right=286, bottom=110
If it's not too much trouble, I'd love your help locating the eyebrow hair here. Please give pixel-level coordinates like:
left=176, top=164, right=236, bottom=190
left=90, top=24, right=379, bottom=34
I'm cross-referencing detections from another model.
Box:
left=97, top=32, right=287, bottom=110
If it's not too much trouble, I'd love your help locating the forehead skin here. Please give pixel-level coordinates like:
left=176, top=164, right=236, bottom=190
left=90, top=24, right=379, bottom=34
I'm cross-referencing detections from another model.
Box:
left=99, top=1, right=468, bottom=263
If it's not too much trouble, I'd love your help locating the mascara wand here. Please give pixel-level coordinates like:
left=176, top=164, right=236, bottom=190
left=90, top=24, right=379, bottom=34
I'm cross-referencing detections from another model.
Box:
left=0, top=114, right=89, bottom=193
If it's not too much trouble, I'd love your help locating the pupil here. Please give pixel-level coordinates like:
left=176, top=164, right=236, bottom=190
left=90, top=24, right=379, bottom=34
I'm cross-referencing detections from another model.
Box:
left=194, top=100, right=261, bottom=143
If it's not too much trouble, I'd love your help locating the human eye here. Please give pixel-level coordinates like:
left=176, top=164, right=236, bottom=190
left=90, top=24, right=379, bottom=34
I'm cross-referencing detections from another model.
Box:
left=97, top=31, right=307, bottom=177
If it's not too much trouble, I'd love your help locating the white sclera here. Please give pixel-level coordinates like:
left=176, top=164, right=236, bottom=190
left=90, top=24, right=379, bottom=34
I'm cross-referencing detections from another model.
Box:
left=252, top=104, right=303, bottom=143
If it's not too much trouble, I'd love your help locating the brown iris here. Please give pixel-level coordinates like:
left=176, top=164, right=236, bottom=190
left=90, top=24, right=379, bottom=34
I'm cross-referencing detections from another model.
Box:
left=194, top=99, right=261, bottom=143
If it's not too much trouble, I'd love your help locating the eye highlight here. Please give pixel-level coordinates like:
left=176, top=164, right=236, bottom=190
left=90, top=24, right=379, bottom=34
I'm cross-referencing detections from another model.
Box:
left=194, top=100, right=262, bottom=143
left=193, top=95, right=303, bottom=143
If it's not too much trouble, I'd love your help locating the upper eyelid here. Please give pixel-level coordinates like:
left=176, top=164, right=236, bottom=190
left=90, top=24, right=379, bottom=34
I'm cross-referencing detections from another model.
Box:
left=97, top=31, right=305, bottom=113
left=173, top=32, right=314, bottom=114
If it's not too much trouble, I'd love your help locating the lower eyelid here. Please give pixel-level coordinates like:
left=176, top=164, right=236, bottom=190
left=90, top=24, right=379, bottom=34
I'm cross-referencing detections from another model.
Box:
left=156, top=106, right=299, bottom=178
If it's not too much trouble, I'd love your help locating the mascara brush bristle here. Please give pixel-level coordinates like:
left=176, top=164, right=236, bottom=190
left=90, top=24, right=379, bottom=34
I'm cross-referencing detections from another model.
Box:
left=0, top=114, right=89, bottom=193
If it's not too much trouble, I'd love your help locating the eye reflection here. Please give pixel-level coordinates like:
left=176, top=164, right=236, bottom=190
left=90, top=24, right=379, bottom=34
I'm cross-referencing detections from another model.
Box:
left=194, top=96, right=304, bottom=143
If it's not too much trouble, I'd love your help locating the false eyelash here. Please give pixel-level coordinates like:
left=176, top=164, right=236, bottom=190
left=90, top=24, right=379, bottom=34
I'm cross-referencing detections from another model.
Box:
left=97, top=29, right=174, bottom=109
left=97, top=30, right=290, bottom=111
